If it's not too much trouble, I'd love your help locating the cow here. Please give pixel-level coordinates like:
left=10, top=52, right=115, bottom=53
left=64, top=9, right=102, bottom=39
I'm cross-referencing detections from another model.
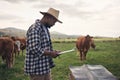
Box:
left=2, top=36, right=22, bottom=57
left=76, top=35, right=96, bottom=60
left=14, top=40, right=21, bottom=57
left=11, top=36, right=26, bottom=55
left=0, top=37, right=14, bottom=68
left=20, top=42, right=26, bottom=55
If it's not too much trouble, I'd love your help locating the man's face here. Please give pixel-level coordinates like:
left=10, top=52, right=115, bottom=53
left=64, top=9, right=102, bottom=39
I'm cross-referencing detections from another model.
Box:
left=45, top=14, right=57, bottom=28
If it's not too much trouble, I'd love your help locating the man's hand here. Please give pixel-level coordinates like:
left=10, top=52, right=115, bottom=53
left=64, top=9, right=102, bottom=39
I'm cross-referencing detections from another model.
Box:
left=50, top=50, right=61, bottom=58
left=44, top=50, right=61, bottom=58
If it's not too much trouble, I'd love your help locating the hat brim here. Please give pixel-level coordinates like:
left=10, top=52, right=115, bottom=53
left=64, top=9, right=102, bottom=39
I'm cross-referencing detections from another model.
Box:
left=40, top=11, right=62, bottom=23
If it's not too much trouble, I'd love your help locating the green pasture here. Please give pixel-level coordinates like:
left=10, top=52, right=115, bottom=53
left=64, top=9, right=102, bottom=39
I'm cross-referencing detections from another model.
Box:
left=0, top=40, right=120, bottom=80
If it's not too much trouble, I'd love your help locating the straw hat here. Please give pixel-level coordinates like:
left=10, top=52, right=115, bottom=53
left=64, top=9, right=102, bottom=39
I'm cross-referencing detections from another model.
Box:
left=40, top=8, right=62, bottom=23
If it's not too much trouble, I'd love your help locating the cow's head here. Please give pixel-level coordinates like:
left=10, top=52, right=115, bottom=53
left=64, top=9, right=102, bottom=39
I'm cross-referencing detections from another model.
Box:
left=85, top=35, right=96, bottom=49
left=15, top=40, right=21, bottom=51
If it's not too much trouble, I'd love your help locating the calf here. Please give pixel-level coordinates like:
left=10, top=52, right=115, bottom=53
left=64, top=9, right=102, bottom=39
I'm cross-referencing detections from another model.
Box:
left=0, top=37, right=14, bottom=68
left=14, top=40, right=21, bottom=57
left=76, top=35, right=96, bottom=60
left=11, top=36, right=26, bottom=55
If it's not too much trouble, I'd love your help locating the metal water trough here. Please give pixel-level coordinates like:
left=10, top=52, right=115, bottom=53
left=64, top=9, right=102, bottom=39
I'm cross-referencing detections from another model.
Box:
left=69, top=64, right=118, bottom=80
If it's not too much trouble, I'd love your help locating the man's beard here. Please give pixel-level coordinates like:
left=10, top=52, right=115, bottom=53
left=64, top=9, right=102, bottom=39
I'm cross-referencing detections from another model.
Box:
left=44, top=23, right=52, bottom=28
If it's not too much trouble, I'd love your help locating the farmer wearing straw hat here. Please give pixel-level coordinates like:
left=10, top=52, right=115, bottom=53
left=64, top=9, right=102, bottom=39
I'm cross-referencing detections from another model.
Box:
left=24, top=8, right=62, bottom=80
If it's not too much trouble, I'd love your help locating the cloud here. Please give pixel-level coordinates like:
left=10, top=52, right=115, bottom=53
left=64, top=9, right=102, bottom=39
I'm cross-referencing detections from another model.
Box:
left=0, top=0, right=40, bottom=3
left=1, top=0, right=108, bottom=20
left=0, top=12, right=22, bottom=20
left=0, top=0, right=120, bottom=37
left=32, top=0, right=120, bottom=20
left=31, top=1, right=93, bottom=19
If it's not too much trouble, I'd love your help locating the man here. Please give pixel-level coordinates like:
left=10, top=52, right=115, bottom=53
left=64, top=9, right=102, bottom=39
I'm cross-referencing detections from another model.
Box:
left=24, top=8, right=62, bottom=80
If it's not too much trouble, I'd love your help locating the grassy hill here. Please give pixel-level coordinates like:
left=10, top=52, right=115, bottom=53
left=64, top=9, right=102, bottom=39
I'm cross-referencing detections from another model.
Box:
left=0, top=27, right=26, bottom=37
left=0, top=27, right=116, bottom=39
left=0, top=27, right=80, bottom=38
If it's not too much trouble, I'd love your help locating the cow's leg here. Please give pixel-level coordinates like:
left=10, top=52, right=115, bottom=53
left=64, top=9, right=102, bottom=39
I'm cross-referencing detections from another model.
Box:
left=80, top=50, right=83, bottom=60
left=6, top=54, right=10, bottom=68
left=1, top=55, right=6, bottom=63
left=22, top=50, right=24, bottom=56
left=6, top=51, right=14, bottom=68
left=82, top=52, right=86, bottom=60
left=11, top=51, right=14, bottom=67
left=14, top=50, right=17, bottom=57
left=84, top=50, right=88, bottom=60
left=17, top=51, right=20, bottom=56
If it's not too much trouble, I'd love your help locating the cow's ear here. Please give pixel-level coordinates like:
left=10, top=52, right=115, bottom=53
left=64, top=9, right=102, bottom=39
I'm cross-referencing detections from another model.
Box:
left=11, top=36, right=16, bottom=41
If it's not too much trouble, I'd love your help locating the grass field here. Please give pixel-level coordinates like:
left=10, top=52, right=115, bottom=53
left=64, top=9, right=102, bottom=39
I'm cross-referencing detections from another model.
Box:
left=0, top=40, right=120, bottom=80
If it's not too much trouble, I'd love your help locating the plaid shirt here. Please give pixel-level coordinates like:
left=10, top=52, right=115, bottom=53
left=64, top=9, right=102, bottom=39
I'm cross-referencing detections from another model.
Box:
left=24, top=19, right=55, bottom=75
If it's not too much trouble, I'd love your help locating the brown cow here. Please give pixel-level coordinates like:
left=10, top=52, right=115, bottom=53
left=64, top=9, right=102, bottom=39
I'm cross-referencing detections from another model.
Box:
left=11, top=36, right=26, bottom=55
left=1, top=36, right=22, bottom=57
left=20, top=42, right=26, bottom=55
left=0, top=37, right=14, bottom=68
left=76, top=35, right=96, bottom=60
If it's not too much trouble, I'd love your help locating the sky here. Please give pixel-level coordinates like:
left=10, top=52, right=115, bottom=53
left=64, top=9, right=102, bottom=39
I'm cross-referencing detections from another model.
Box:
left=0, top=0, right=120, bottom=37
